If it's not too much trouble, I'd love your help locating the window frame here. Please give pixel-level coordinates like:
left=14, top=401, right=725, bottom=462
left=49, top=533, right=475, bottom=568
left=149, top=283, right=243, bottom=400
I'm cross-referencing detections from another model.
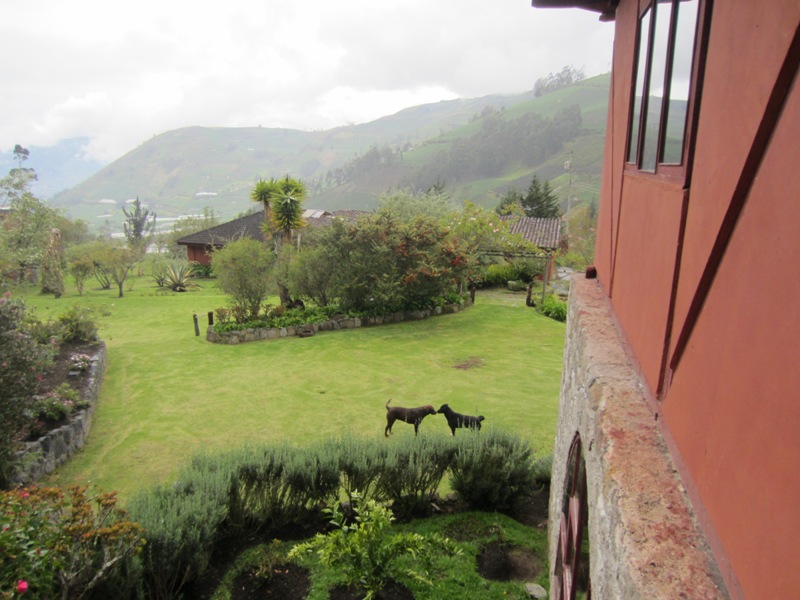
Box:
left=625, top=0, right=709, bottom=182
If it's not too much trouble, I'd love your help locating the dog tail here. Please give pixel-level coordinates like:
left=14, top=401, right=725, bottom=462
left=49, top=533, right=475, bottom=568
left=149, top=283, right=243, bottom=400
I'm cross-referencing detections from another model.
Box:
left=385, top=398, right=392, bottom=410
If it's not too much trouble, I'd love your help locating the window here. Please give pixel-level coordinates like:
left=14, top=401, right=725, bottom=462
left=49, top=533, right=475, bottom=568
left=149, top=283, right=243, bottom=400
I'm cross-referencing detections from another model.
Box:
left=627, top=0, right=702, bottom=174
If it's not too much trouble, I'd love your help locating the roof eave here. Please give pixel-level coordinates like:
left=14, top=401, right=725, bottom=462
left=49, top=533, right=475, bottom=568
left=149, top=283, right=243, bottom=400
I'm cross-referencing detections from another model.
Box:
left=530, top=0, right=618, bottom=22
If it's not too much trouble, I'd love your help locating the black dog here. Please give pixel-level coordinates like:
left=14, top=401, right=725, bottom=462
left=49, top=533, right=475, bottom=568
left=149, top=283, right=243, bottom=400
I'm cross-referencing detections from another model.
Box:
left=437, top=404, right=485, bottom=436
left=385, top=399, right=437, bottom=437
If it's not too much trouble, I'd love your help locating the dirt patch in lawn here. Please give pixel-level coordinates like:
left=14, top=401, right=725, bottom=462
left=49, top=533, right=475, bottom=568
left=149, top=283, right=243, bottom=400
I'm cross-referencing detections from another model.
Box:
left=453, top=356, right=484, bottom=370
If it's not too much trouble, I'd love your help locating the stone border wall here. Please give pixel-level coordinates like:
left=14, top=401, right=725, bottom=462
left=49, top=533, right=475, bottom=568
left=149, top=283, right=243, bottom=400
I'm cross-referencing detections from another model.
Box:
left=549, top=276, right=727, bottom=598
left=11, top=343, right=107, bottom=487
left=206, top=302, right=470, bottom=345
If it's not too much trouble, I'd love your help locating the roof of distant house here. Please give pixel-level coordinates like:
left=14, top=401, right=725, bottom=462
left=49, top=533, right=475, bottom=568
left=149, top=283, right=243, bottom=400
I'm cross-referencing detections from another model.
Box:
left=176, top=208, right=561, bottom=251
left=500, top=215, right=562, bottom=250
left=175, top=209, right=364, bottom=247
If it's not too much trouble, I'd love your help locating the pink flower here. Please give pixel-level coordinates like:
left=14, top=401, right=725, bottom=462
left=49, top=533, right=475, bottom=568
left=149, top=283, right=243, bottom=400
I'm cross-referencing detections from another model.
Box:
left=17, top=580, right=28, bottom=594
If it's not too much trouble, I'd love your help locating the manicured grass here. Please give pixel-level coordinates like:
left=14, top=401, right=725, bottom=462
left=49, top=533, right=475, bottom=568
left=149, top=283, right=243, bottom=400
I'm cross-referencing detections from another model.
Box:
left=17, top=276, right=565, bottom=500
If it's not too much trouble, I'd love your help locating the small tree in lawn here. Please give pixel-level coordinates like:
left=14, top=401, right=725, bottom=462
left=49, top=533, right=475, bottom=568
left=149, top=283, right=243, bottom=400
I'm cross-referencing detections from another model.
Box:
left=106, top=246, right=136, bottom=298
left=66, top=245, right=95, bottom=296
left=212, top=238, right=275, bottom=321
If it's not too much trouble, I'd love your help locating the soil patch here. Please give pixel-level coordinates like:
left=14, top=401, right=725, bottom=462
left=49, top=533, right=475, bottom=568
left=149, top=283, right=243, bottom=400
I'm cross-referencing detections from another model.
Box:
left=39, top=341, right=103, bottom=397
left=230, top=564, right=311, bottom=600
left=329, top=579, right=414, bottom=600
left=477, top=541, right=542, bottom=581
left=453, top=356, right=484, bottom=370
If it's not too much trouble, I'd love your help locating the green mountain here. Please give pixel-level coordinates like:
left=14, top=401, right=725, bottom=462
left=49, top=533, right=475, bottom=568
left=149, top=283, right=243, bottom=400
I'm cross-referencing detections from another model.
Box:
left=50, top=74, right=609, bottom=231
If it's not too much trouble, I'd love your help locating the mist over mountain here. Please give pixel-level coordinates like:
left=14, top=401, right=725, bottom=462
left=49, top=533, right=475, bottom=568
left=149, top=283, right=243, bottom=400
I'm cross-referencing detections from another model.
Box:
left=0, top=138, right=106, bottom=200
left=40, top=74, right=609, bottom=233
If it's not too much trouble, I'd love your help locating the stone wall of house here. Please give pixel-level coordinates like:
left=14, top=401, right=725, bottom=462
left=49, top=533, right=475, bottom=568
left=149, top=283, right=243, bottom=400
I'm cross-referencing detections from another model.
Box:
left=549, top=276, right=727, bottom=598
left=11, top=344, right=107, bottom=487
left=206, top=303, right=470, bottom=345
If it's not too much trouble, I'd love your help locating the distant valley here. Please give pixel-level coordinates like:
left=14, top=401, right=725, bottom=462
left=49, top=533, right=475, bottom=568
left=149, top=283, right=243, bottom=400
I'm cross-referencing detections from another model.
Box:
left=10, top=74, right=610, bottom=233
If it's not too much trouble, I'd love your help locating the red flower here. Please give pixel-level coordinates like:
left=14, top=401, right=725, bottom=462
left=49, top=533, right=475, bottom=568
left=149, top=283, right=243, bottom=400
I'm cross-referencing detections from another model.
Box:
left=17, top=580, right=29, bottom=594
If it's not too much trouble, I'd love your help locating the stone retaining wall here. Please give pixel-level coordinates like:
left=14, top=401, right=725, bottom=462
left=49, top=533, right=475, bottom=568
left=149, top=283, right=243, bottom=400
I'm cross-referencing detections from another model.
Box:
left=207, top=302, right=470, bottom=345
left=11, top=343, right=107, bottom=487
left=549, top=276, right=726, bottom=598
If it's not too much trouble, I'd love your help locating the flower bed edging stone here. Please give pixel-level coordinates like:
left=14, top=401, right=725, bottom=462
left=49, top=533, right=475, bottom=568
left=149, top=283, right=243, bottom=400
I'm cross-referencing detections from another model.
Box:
left=206, top=302, right=470, bottom=345
left=11, top=343, right=107, bottom=487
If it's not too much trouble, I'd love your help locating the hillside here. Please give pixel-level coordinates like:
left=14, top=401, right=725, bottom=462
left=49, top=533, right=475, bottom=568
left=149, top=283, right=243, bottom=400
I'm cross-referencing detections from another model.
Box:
left=50, top=74, right=609, bottom=231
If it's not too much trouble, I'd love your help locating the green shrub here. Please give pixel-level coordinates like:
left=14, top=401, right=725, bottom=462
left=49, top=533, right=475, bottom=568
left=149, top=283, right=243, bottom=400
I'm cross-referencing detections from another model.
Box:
left=22, top=313, right=64, bottom=346
left=190, top=261, right=213, bottom=279
left=289, top=492, right=459, bottom=600
left=57, top=303, right=105, bottom=342
left=325, top=435, right=390, bottom=506
left=127, top=478, right=228, bottom=600
left=532, top=454, right=553, bottom=485
left=32, top=383, right=85, bottom=422
left=376, top=435, right=456, bottom=520
left=449, top=430, right=538, bottom=511
left=231, top=444, right=339, bottom=532
left=507, top=280, right=528, bottom=292
left=481, top=262, right=519, bottom=287
left=541, top=294, right=567, bottom=322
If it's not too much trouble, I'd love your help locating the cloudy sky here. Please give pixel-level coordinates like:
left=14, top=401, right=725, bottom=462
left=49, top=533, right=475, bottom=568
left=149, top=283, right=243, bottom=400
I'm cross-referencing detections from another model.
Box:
left=1, top=0, right=613, bottom=164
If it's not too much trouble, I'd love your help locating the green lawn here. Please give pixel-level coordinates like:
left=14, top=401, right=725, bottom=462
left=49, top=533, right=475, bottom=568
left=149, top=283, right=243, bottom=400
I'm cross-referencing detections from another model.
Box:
left=18, top=276, right=565, bottom=500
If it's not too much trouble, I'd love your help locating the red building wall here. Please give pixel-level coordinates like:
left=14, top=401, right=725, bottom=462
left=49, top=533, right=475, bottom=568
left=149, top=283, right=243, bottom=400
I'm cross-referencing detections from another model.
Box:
left=593, top=1, right=800, bottom=596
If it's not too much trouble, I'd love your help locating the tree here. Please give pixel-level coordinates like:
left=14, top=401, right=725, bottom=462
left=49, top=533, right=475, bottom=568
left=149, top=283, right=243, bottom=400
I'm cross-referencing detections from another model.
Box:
left=534, top=65, right=586, bottom=97
left=12, top=144, right=30, bottom=168
left=40, top=228, right=65, bottom=298
left=377, top=188, right=457, bottom=222
left=250, top=176, right=308, bottom=305
left=0, top=169, right=57, bottom=281
left=122, top=197, right=156, bottom=257
left=211, top=238, right=275, bottom=321
left=106, top=246, right=136, bottom=298
left=521, top=175, right=561, bottom=219
left=66, top=245, right=95, bottom=296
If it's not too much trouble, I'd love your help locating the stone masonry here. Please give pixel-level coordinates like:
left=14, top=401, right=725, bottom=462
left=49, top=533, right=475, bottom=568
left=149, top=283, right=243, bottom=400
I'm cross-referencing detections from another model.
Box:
left=549, top=275, right=727, bottom=598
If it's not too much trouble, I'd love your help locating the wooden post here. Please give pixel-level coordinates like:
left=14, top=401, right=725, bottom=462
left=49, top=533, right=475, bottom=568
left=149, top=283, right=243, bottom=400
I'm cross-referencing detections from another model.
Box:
left=193, top=313, right=200, bottom=336
left=207, top=311, right=214, bottom=326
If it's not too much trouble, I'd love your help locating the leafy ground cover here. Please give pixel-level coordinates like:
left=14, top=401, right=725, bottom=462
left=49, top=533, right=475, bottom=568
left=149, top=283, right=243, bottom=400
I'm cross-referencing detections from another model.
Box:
left=187, top=503, right=548, bottom=600
left=16, top=277, right=565, bottom=501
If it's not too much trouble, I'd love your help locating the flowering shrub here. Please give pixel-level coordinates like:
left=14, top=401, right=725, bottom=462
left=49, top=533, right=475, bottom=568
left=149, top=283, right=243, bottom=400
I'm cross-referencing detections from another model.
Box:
left=0, top=485, right=144, bottom=599
left=0, top=295, right=56, bottom=487
left=69, top=353, right=92, bottom=373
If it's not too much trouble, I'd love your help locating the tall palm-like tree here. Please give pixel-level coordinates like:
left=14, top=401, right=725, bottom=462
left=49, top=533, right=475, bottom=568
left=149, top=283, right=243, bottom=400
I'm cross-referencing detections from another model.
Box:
left=270, top=178, right=307, bottom=246
left=250, top=176, right=308, bottom=246
left=250, top=178, right=276, bottom=240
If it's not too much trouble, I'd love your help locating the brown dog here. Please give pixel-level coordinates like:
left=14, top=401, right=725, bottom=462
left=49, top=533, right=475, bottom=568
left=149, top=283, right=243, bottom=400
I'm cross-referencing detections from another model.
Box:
left=384, top=399, right=436, bottom=437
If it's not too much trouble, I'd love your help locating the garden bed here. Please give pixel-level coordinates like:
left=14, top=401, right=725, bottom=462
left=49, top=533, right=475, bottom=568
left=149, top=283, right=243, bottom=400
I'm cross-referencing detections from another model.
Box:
left=11, top=341, right=106, bottom=486
left=206, top=302, right=470, bottom=345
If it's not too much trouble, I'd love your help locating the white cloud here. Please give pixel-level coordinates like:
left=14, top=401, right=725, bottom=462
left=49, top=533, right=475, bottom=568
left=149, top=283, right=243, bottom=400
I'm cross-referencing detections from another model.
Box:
left=0, top=0, right=614, bottom=162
